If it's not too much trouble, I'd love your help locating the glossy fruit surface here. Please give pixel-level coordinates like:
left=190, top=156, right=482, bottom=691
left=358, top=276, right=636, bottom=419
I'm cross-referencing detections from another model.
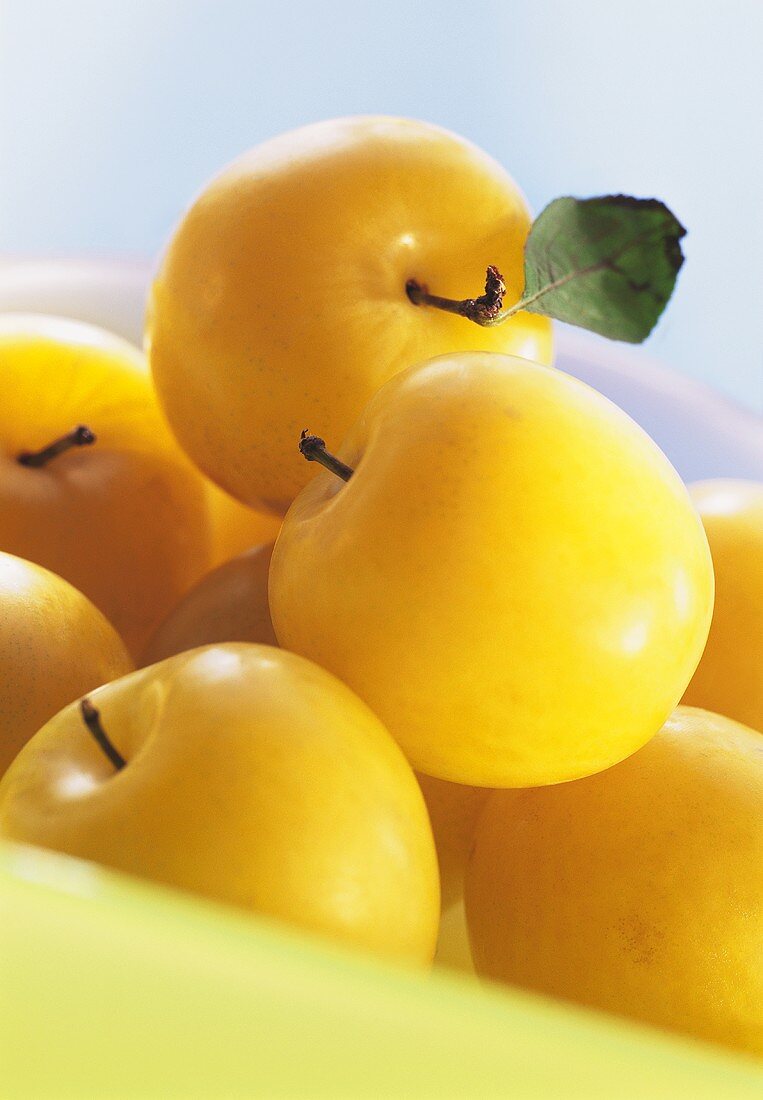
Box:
left=0, top=552, right=131, bottom=775
left=465, top=707, right=763, bottom=1056
left=0, top=644, right=439, bottom=964
left=141, top=543, right=277, bottom=666
left=0, top=314, right=211, bottom=656
left=148, top=116, right=552, bottom=512
left=271, top=352, right=714, bottom=786
left=682, top=480, right=763, bottom=731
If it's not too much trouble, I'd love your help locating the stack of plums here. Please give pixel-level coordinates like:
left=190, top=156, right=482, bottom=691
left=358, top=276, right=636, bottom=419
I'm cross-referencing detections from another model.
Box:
left=0, top=117, right=760, bottom=1059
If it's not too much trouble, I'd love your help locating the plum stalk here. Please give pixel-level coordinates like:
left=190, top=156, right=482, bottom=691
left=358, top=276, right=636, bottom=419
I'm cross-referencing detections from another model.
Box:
left=18, top=426, right=96, bottom=468
left=80, top=698, right=126, bottom=772
left=299, top=430, right=354, bottom=482
left=406, top=265, right=510, bottom=327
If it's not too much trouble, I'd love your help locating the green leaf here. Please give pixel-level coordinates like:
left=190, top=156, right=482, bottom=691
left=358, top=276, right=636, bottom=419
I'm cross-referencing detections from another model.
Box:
left=517, top=195, right=686, bottom=343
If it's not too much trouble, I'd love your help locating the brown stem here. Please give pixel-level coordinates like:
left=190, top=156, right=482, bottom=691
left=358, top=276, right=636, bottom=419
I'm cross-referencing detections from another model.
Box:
left=299, top=430, right=354, bottom=482
left=406, top=265, right=507, bottom=326
left=80, top=698, right=126, bottom=772
left=18, top=425, right=96, bottom=468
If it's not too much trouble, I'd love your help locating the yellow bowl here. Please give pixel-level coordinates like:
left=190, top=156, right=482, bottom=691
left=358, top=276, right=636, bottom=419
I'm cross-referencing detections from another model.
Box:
left=2, top=841, right=761, bottom=1098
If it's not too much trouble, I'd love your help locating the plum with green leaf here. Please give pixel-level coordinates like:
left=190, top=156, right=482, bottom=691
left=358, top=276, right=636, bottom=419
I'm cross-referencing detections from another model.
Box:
left=148, top=118, right=684, bottom=515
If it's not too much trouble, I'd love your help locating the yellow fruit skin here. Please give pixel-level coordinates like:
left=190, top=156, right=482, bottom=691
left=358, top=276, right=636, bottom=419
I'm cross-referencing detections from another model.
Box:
left=682, top=480, right=763, bottom=732
left=0, top=552, right=132, bottom=775
left=0, top=315, right=211, bottom=657
left=141, top=543, right=277, bottom=666
left=148, top=116, right=552, bottom=513
left=417, top=773, right=491, bottom=910
left=0, top=644, right=439, bottom=965
left=270, top=352, right=714, bottom=787
left=465, top=707, right=763, bottom=1057
left=204, top=482, right=281, bottom=569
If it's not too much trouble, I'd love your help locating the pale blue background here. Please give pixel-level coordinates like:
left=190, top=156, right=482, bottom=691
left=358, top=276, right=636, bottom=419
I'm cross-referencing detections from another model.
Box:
left=1, top=0, right=761, bottom=411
